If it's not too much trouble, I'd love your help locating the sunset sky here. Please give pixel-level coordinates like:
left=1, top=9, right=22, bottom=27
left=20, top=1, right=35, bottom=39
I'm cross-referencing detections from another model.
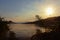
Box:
left=0, top=0, right=60, bottom=22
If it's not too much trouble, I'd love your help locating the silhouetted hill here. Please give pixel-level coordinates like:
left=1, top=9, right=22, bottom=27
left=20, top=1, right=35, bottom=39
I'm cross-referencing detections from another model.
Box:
left=24, top=16, right=60, bottom=28
left=24, top=16, right=60, bottom=23
left=44, top=16, right=60, bottom=27
left=35, top=16, right=60, bottom=29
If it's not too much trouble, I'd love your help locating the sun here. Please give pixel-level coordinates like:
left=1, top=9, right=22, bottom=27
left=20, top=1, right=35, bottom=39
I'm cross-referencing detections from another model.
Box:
left=45, top=7, right=54, bottom=16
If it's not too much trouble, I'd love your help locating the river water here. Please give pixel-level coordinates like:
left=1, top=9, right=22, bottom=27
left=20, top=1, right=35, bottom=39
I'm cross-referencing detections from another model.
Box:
left=10, top=24, right=45, bottom=37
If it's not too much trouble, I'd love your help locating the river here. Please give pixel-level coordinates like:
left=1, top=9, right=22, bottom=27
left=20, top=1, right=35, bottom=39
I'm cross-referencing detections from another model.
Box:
left=10, top=24, right=45, bottom=37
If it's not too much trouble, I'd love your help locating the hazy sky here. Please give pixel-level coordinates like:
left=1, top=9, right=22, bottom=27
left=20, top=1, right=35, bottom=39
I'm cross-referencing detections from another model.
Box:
left=0, top=0, right=60, bottom=22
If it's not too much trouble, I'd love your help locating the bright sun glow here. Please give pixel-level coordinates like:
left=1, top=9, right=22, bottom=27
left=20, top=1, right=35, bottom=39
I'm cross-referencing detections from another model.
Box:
left=45, top=7, right=54, bottom=16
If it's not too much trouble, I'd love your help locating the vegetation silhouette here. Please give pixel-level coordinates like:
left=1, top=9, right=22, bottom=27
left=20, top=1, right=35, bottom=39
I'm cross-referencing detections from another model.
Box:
left=31, top=29, right=42, bottom=40
left=0, top=17, right=17, bottom=40
left=31, top=15, right=60, bottom=40
left=9, top=31, right=17, bottom=40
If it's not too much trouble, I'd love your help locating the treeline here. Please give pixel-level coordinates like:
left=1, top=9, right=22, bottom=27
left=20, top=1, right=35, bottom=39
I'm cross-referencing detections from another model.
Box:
left=0, top=17, right=17, bottom=40
left=31, top=15, right=60, bottom=40
left=35, top=15, right=60, bottom=30
left=0, top=17, right=13, bottom=24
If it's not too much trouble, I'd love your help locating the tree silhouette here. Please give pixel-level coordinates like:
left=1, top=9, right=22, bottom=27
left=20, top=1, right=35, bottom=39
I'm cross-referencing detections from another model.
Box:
left=9, top=31, right=17, bottom=40
left=35, top=15, right=41, bottom=21
left=0, top=17, right=17, bottom=40
left=35, top=15, right=44, bottom=27
left=31, top=29, right=42, bottom=40
left=0, top=17, right=9, bottom=40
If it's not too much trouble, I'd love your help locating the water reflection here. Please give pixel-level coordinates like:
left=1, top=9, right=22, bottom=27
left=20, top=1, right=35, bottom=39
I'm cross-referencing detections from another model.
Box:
left=10, top=24, right=46, bottom=37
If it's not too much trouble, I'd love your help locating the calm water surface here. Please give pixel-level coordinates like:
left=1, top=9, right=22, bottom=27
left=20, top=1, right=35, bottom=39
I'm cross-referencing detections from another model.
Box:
left=10, top=24, right=45, bottom=37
